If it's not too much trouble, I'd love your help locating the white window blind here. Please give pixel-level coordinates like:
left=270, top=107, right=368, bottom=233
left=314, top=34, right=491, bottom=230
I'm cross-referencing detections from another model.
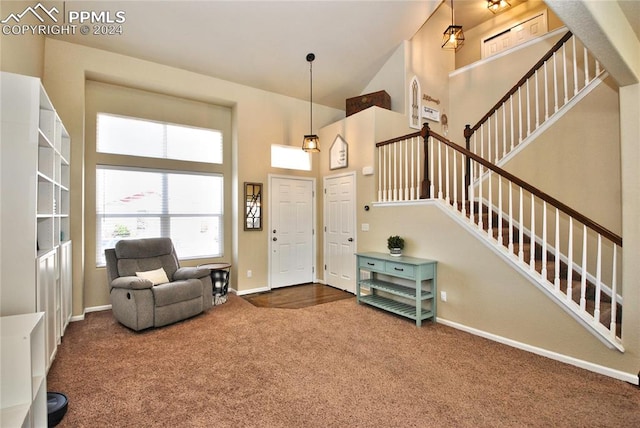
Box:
left=97, top=113, right=223, bottom=164
left=96, top=167, right=223, bottom=266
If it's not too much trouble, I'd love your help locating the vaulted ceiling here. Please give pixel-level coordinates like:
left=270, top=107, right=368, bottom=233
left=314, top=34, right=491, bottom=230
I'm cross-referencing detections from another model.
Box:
left=49, top=1, right=639, bottom=109
left=52, top=0, right=439, bottom=109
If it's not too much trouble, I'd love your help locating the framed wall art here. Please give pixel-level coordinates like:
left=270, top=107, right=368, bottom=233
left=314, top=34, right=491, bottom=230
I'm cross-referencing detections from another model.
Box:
left=244, top=182, right=262, bottom=231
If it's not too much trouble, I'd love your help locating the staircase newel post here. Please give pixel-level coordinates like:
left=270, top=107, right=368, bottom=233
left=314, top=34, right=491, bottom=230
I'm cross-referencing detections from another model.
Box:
left=464, top=124, right=473, bottom=203
left=420, top=122, right=431, bottom=199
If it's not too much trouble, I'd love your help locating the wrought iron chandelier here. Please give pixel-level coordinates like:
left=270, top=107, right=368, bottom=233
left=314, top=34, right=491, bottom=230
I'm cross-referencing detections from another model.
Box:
left=442, top=0, right=465, bottom=51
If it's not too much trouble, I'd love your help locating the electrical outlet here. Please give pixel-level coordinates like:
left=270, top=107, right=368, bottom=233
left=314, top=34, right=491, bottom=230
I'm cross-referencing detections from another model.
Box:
left=361, top=223, right=369, bottom=231
left=247, top=270, right=252, bottom=278
left=440, top=291, right=447, bottom=302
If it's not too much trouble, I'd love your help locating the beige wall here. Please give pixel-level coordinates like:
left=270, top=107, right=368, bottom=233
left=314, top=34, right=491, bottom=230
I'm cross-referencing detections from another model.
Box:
left=362, top=41, right=408, bottom=116
left=619, top=83, right=640, bottom=364
left=408, top=3, right=455, bottom=137
left=0, top=1, right=45, bottom=77
left=356, top=202, right=639, bottom=375
left=501, top=76, right=621, bottom=233
left=40, top=38, right=343, bottom=313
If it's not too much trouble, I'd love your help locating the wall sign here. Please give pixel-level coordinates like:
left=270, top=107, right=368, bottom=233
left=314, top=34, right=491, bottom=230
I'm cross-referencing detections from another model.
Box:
left=422, top=106, right=440, bottom=122
left=330, top=135, right=348, bottom=170
left=422, top=94, right=441, bottom=104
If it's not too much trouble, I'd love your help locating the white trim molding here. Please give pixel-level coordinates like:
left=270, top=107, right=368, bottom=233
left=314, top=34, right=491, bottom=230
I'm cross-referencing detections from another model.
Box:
left=437, top=317, right=638, bottom=385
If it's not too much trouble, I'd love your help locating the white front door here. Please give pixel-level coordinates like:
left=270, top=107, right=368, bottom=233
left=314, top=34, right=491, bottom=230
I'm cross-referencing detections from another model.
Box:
left=324, top=172, right=356, bottom=293
left=269, top=176, right=314, bottom=288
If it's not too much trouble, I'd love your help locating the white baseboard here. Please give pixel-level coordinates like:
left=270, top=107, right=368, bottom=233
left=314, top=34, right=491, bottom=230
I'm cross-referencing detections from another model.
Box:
left=87, top=304, right=112, bottom=313
left=437, top=317, right=638, bottom=385
left=236, top=286, right=269, bottom=296
left=70, top=303, right=113, bottom=322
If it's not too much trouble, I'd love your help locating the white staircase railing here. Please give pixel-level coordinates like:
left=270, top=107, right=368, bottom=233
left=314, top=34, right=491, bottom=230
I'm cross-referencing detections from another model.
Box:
left=375, top=125, right=623, bottom=351
left=465, top=31, right=606, bottom=165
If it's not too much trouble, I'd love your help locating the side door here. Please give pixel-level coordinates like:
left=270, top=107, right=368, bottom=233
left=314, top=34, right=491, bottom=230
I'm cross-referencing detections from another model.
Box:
left=323, top=172, right=356, bottom=293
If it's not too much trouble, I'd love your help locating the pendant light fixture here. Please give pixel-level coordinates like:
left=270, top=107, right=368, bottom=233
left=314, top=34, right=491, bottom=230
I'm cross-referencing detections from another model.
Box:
left=302, top=53, right=320, bottom=152
left=442, top=0, right=464, bottom=51
left=487, top=0, right=511, bottom=14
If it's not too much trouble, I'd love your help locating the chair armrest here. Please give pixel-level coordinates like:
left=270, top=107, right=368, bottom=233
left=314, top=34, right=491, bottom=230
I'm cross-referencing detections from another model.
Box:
left=110, top=276, right=153, bottom=290
left=174, top=267, right=211, bottom=280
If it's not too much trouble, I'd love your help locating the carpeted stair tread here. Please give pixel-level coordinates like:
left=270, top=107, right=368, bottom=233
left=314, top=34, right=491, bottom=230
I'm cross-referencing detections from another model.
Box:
left=460, top=197, right=622, bottom=337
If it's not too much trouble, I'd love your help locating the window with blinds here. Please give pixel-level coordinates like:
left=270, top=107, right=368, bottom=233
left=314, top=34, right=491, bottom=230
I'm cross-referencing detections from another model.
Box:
left=96, top=167, right=223, bottom=266
left=97, top=113, right=223, bottom=164
left=95, top=113, right=224, bottom=266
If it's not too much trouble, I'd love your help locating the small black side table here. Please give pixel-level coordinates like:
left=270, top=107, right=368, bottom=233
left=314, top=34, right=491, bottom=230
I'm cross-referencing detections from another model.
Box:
left=198, top=262, right=231, bottom=305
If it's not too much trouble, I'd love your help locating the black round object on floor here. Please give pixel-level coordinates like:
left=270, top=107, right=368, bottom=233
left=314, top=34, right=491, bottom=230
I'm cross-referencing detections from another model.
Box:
left=47, top=392, right=68, bottom=427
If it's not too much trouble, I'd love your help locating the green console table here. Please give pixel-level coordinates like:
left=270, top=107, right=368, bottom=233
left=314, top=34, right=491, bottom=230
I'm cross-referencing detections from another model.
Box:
left=356, top=252, right=437, bottom=326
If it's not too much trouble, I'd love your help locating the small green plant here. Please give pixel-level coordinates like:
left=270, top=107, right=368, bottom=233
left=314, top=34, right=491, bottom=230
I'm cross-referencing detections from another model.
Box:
left=387, top=235, right=405, bottom=250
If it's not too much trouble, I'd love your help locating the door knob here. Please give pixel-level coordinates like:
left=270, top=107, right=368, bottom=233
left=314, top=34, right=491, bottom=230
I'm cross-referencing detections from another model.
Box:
left=348, top=237, right=354, bottom=242
left=273, top=237, right=277, bottom=241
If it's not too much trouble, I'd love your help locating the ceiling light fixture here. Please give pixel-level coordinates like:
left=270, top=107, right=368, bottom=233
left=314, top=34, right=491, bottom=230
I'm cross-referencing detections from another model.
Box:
left=442, top=0, right=464, bottom=51
left=487, top=0, right=511, bottom=14
left=302, top=53, right=320, bottom=153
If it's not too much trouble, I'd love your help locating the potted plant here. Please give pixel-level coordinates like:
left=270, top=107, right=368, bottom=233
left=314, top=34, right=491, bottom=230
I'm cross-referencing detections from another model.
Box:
left=387, top=235, right=405, bottom=257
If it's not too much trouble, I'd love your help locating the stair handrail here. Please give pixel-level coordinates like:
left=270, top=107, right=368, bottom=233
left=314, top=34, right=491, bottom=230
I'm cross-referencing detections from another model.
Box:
left=376, top=131, right=422, bottom=147
left=467, top=31, right=573, bottom=135
left=423, top=124, right=622, bottom=246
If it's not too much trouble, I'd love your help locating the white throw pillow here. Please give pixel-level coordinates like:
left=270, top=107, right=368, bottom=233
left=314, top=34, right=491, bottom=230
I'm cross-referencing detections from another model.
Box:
left=136, top=267, right=170, bottom=285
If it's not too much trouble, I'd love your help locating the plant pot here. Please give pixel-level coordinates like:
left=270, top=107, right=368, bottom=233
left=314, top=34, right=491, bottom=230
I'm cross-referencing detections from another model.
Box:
left=389, top=248, right=402, bottom=257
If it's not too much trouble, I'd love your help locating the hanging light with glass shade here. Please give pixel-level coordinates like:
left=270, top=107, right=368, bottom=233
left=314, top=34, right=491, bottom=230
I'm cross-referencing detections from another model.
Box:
left=487, top=0, right=511, bottom=14
left=442, top=0, right=464, bottom=51
left=302, top=53, right=320, bottom=152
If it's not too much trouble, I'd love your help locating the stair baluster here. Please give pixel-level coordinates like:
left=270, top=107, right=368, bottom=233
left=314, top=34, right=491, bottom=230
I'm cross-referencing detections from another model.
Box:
left=373, top=123, right=623, bottom=350
left=465, top=31, right=607, bottom=167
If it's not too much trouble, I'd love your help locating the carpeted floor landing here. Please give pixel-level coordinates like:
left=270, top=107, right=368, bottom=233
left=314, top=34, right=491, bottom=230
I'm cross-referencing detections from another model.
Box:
left=47, top=294, right=640, bottom=427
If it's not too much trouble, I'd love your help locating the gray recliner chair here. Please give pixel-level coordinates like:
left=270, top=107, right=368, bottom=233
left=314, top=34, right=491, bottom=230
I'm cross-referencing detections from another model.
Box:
left=105, top=238, right=213, bottom=331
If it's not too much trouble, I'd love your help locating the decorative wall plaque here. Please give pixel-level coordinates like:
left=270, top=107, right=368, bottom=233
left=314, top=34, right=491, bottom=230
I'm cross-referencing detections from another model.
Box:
left=329, top=135, right=348, bottom=170
left=422, top=106, right=440, bottom=122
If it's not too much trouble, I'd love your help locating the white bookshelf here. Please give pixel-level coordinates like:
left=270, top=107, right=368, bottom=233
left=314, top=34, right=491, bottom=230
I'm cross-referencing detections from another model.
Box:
left=0, top=313, right=47, bottom=428
left=1, top=72, right=73, bottom=371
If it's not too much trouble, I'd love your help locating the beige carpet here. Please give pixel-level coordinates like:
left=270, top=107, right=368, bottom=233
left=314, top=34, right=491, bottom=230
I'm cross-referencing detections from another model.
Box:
left=47, top=294, right=639, bottom=427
